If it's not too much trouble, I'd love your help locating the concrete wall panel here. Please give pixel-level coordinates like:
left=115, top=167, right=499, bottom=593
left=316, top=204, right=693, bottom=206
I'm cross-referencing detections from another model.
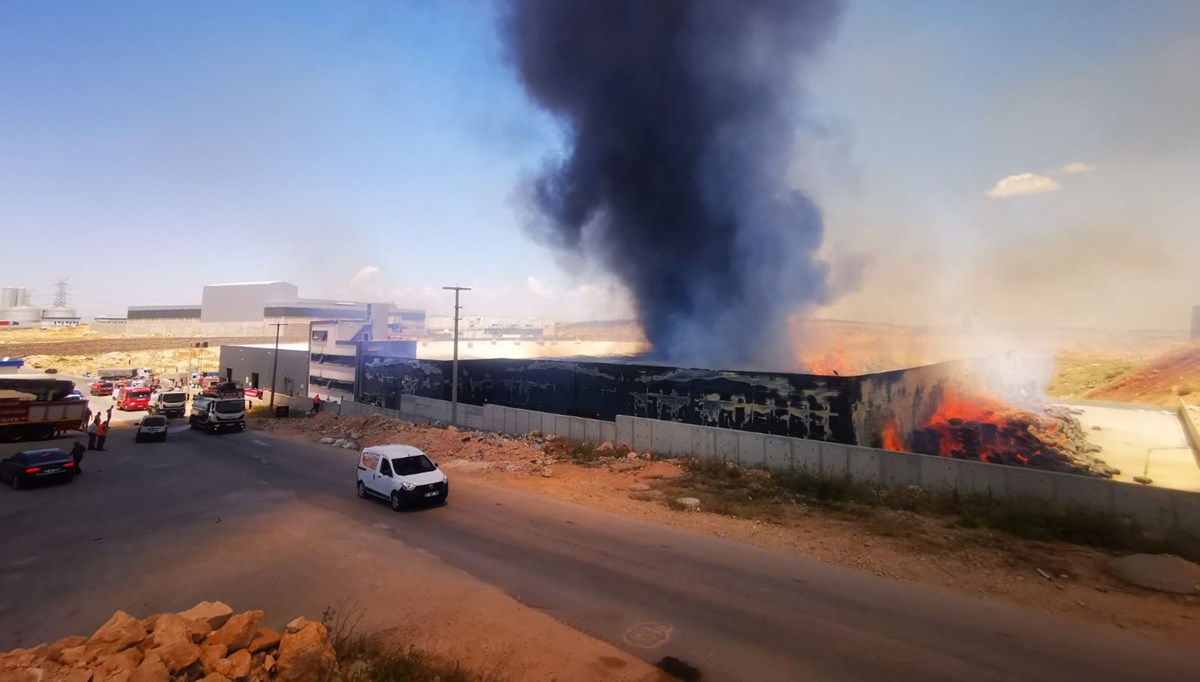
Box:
left=503, top=408, right=517, bottom=435
left=715, top=430, right=739, bottom=462
left=651, top=421, right=672, bottom=455
left=792, top=439, right=821, bottom=472
left=846, top=447, right=880, bottom=483
left=918, top=456, right=958, bottom=490
left=616, top=416, right=634, bottom=448
left=819, top=443, right=849, bottom=476
left=601, top=421, right=617, bottom=446
left=555, top=415, right=571, bottom=439
left=765, top=436, right=792, bottom=471
left=1112, top=482, right=1176, bottom=528
left=632, top=418, right=653, bottom=452
left=691, top=426, right=715, bottom=459
left=737, top=432, right=766, bottom=467
left=956, top=459, right=1006, bottom=496
left=1051, top=473, right=1115, bottom=511
left=569, top=417, right=587, bottom=442
left=585, top=418, right=602, bottom=444
left=1004, top=467, right=1055, bottom=501
left=879, top=450, right=923, bottom=487
left=669, top=423, right=691, bottom=456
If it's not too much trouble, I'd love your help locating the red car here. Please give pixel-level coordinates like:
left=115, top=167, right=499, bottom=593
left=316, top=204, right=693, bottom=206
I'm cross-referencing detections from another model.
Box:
left=89, top=380, right=113, bottom=396
left=117, top=387, right=152, bottom=411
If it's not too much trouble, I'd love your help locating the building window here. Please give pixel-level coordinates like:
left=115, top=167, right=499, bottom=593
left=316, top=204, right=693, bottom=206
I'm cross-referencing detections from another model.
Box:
left=311, top=330, right=328, bottom=342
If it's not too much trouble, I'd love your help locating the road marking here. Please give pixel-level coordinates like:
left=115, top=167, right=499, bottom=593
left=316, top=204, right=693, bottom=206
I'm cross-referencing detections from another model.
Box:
left=624, top=621, right=673, bottom=649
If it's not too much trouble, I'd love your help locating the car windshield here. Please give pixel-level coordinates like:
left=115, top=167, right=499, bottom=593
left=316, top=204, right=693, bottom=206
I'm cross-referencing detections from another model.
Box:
left=162, top=393, right=186, bottom=402
left=99, top=382, right=112, bottom=388
left=142, top=417, right=166, bottom=426
left=214, top=400, right=243, bottom=414
left=391, top=455, right=437, bottom=476
left=130, top=390, right=150, bottom=398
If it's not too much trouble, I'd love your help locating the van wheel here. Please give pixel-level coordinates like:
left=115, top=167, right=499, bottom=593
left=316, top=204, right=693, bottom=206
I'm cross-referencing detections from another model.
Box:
left=11, top=475, right=21, bottom=490
left=357, top=481, right=366, bottom=499
left=390, top=492, right=403, bottom=511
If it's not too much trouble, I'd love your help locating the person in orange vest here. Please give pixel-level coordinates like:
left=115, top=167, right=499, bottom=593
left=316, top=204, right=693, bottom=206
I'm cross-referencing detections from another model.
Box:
left=95, top=417, right=111, bottom=451
left=87, top=414, right=101, bottom=450
left=312, top=394, right=321, bottom=414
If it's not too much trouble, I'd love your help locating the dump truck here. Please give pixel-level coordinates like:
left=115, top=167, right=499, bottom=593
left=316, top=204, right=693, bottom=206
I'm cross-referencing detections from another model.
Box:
left=0, top=378, right=89, bottom=442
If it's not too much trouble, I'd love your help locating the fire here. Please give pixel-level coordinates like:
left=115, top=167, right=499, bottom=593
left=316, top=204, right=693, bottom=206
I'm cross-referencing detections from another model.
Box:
left=882, top=387, right=1078, bottom=469
left=881, top=419, right=904, bottom=451
left=804, top=348, right=852, bottom=376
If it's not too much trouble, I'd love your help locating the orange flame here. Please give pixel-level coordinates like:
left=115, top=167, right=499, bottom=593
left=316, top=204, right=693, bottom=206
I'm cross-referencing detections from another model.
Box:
left=882, top=419, right=904, bottom=451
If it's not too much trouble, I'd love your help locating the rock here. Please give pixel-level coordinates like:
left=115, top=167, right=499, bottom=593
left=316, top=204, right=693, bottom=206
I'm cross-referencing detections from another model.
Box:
left=262, top=654, right=275, bottom=673
left=179, top=602, right=234, bottom=631
left=331, top=439, right=347, bottom=448
left=95, top=649, right=143, bottom=676
left=54, top=670, right=92, bottom=682
left=147, top=640, right=200, bottom=674
left=56, top=645, right=89, bottom=667
left=1106, top=554, right=1200, bottom=594
left=626, top=452, right=639, bottom=460
left=186, top=619, right=213, bottom=644
left=675, top=497, right=701, bottom=510
left=628, top=483, right=650, bottom=492
left=207, top=611, right=264, bottom=652
left=349, top=432, right=362, bottom=440
left=199, top=644, right=227, bottom=673
left=129, top=653, right=169, bottom=682
left=275, top=621, right=339, bottom=682
left=88, top=611, right=147, bottom=656
left=283, top=617, right=310, bottom=635
left=318, top=437, right=335, bottom=445
left=598, top=442, right=614, bottom=452
left=540, top=468, right=553, bottom=478
left=247, top=628, right=280, bottom=654
left=198, top=674, right=232, bottom=682
left=149, top=615, right=192, bottom=650
left=215, top=649, right=251, bottom=680
left=529, top=429, right=542, bottom=438
left=42, top=636, right=87, bottom=665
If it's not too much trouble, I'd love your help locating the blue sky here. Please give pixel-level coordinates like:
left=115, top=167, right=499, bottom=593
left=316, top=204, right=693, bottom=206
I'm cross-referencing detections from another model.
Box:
left=1, top=0, right=1197, bottom=330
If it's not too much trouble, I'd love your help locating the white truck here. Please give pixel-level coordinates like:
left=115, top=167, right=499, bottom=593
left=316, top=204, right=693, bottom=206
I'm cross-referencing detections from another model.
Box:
left=149, top=390, right=189, bottom=418
left=189, top=396, right=246, bottom=433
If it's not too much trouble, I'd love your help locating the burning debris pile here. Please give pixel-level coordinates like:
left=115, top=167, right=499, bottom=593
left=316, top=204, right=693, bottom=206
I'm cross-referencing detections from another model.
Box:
left=885, top=390, right=1117, bottom=477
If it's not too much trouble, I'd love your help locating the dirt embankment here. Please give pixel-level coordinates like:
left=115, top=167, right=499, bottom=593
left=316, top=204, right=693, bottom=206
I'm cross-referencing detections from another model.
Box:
left=257, top=413, right=1200, bottom=648
left=1085, top=343, right=1200, bottom=405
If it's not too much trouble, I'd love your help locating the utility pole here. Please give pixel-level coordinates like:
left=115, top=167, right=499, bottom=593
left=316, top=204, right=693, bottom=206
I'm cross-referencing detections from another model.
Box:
left=268, top=323, right=286, bottom=413
left=442, top=285, right=471, bottom=427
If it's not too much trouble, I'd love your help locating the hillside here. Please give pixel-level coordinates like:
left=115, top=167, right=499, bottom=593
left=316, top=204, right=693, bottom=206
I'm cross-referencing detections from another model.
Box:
left=1086, top=342, right=1200, bottom=405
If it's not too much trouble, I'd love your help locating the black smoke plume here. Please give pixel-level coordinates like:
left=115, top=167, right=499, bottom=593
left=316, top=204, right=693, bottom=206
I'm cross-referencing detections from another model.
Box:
left=501, top=0, right=844, bottom=370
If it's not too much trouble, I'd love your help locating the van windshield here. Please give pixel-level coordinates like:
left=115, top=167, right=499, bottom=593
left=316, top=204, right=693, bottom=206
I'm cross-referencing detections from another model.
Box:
left=392, top=455, right=437, bottom=476
left=161, top=393, right=186, bottom=402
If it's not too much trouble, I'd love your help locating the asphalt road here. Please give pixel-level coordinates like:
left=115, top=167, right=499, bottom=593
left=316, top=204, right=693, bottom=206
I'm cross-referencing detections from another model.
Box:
left=1, top=409, right=1198, bottom=681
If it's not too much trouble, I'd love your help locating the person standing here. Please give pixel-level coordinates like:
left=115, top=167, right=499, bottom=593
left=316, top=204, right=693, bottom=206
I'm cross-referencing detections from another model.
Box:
left=95, top=417, right=110, bottom=451
left=87, top=414, right=100, bottom=450
left=312, top=394, right=321, bottom=414
left=70, top=441, right=85, bottom=472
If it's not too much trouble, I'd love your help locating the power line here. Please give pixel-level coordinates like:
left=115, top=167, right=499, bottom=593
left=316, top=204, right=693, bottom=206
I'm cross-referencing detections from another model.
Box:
left=53, top=279, right=69, bottom=308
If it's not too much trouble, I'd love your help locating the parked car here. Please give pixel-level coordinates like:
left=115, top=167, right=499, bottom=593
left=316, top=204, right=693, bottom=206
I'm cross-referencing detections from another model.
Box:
left=89, top=381, right=114, bottom=396
left=356, top=444, right=448, bottom=511
left=135, top=415, right=169, bottom=443
left=66, top=389, right=85, bottom=401
left=0, top=448, right=76, bottom=489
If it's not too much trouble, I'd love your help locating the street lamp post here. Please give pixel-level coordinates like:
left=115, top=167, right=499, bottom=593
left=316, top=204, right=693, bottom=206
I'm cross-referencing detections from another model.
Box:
left=268, top=323, right=286, bottom=413
left=442, top=286, right=471, bottom=427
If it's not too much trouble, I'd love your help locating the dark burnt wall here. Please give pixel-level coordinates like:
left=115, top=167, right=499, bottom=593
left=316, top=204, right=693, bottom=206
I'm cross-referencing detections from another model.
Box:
left=356, top=354, right=1040, bottom=447
left=357, top=357, right=859, bottom=443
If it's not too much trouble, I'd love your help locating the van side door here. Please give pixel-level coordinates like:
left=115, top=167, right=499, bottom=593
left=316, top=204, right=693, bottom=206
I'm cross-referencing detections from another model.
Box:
left=377, top=458, right=396, bottom=496
left=359, top=451, right=382, bottom=496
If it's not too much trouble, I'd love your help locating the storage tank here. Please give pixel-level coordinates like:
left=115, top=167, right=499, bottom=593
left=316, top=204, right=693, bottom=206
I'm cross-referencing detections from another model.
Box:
left=0, top=288, right=18, bottom=307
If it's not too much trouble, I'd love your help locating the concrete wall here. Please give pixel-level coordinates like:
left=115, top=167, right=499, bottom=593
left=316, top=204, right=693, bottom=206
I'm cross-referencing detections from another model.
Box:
left=330, top=396, right=1200, bottom=534
left=218, top=345, right=309, bottom=396
left=1180, top=400, right=1200, bottom=468
left=614, top=414, right=1200, bottom=534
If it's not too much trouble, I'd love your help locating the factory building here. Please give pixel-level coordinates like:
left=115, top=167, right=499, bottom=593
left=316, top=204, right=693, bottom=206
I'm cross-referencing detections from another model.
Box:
left=308, top=309, right=417, bottom=403
left=218, top=342, right=310, bottom=396
left=425, top=314, right=553, bottom=339
left=125, top=281, right=424, bottom=339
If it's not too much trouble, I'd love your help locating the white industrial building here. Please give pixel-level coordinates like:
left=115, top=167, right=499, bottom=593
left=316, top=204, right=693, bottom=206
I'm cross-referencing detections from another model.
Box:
left=0, top=287, right=80, bottom=329
left=124, top=281, right=423, bottom=339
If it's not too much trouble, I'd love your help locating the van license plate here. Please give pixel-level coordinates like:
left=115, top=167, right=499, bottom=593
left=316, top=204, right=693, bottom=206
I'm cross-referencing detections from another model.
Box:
left=424, top=491, right=439, bottom=497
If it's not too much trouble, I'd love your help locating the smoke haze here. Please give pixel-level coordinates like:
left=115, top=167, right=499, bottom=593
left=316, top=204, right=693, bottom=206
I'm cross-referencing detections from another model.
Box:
left=501, top=0, right=844, bottom=370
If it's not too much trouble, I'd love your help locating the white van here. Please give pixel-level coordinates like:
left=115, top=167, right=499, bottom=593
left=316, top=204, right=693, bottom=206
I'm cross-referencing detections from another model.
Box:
left=356, top=444, right=448, bottom=510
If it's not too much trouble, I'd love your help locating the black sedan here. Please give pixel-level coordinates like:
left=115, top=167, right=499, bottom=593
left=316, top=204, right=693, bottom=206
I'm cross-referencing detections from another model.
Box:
left=0, top=449, right=77, bottom=490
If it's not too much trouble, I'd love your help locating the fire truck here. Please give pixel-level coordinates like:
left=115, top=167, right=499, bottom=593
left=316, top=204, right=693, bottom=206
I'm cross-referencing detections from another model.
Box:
left=0, top=378, right=90, bottom=442
left=117, top=387, right=153, bottom=411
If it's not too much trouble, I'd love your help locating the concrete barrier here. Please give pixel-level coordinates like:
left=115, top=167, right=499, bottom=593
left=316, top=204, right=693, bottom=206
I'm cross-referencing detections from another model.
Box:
left=1179, top=400, right=1200, bottom=468
left=336, top=399, right=1200, bottom=534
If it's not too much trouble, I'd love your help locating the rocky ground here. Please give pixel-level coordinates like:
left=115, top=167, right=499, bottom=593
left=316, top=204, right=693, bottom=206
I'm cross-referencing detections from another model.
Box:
left=0, top=601, right=337, bottom=682
left=254, top=412, right=1200, bottom=647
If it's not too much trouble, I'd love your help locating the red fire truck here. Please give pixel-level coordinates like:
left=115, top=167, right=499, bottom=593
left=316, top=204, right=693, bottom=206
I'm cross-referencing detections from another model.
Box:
left=0, top=378, right=90, bottom=442
left=117, top=387, right=153, bottom=411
